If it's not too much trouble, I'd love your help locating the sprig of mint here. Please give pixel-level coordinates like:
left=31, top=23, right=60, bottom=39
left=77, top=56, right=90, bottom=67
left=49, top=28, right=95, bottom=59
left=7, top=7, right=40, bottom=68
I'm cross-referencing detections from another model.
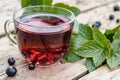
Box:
left=65, top=23, right=120, bottom=72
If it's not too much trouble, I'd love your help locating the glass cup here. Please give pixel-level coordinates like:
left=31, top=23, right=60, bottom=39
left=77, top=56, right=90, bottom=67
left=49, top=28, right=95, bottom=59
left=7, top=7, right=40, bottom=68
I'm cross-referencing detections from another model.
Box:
left=4, top=5, right=75, bottom=66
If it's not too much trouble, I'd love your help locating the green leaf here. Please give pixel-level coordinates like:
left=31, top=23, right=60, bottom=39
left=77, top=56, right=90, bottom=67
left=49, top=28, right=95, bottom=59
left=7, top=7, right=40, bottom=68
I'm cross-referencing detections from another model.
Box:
left=63, top=51, right=83, bottom=63
left=54, top=3, right=80, bottom=16
left=21, top=0, right=52, bottom=8
left=78, top=24, right=93, bottom=39
left=85, top=58, right=96, bottom=72
left=92, top=28, right=110, bottom=48
left=21, top=0, right=31, bottom=8
left=65, top=24, right=93, bottom=64
left=105, top=26, right=120, bottom=35
left=107, top=40, right=120, bottom=68
left=70, top=24, right=93, bottom=50
left=75, top=40, right=106, bottom=67
left=30, top=0, right=38, bottom=5
left=113, top=27, right=120, bottom=40
left=42, top=0, right=52, bottom=5
left=104, top=25, right=120, bottom=42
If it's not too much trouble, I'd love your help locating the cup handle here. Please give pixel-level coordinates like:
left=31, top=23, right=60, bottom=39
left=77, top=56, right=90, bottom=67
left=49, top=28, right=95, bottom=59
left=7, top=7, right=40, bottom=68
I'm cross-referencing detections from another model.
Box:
left=4, top=20, right=17, bottom=46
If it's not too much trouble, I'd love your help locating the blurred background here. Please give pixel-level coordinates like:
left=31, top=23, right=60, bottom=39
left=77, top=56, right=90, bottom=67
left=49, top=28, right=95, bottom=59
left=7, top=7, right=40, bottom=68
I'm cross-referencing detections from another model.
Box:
left=0, top=0, right=120, bottom=37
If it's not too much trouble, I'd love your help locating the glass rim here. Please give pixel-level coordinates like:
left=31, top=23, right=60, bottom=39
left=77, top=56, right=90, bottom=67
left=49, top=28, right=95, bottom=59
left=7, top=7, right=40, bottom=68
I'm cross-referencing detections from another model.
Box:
left=13, top=5, right=75, bottom=28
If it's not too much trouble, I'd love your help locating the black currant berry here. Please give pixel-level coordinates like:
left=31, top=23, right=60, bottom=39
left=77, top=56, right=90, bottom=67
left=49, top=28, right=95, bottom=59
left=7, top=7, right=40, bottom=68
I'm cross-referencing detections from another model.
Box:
left=116, top=19, right=120, bottom=23
left=6, top=66, right=17, bottom=77
left=8, top=57, right=15, bottom=65
left=92, top=21, right=101, bottom=28
left=109, top=14, right=114, bottom=20
left=114, top=5, right=119, bottom=11
left=95, top=21, right=101, bottom=26
left=28, top=64, right=35, bottom=70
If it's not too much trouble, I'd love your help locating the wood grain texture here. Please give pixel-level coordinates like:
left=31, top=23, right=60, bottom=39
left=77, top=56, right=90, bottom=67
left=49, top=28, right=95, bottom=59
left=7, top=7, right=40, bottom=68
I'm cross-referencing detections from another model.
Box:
left=0, top=37, right=88, bottom=80
left=79, top=65, right=120, bottom=80
left=0, top=0, right=20, bottom=36
left=53, top=0, right=120, bottom=12
left=1, top=0, right=120, bottom=80
left=77, top=1, right=120, bottom=33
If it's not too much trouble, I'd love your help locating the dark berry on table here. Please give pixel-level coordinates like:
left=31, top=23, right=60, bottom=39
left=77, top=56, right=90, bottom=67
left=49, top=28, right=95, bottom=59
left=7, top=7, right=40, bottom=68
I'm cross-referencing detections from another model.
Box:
left=8, top=57, right=15, bottom=65
left=6, top=66, right=17, bottom=77
left=109, top=14, right=114, bottom=20
left=92, top=21, right=101, bottom=28
left=114, top=5, right=119, bottom=11
left=28, top=64, right=35, bottom=70
left=116, top=19, right=120, bottom=23
left=95, top=21, right=101, bottom=26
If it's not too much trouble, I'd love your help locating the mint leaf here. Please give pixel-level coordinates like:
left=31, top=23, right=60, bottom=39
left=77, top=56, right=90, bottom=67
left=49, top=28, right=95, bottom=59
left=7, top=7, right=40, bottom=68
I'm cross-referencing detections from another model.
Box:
left=42, top=0, right=52, bottom=5
left=70, top=24, right=93, bottom=50
left=78, top=24, right=93, bottom=39
left=30, top=0, right=39, bottom=5
left=107, top=40, right=120, bottom=68
left=70, top=7, right=81, bottom=16
left=92, top=28, right=110, bottom=48
left=85, top=58, right=96, bottom=72
left=54, top=3, right=80, bottom=16
left=105, top=26, right=120, bottom=35
left=75, top=40, right=106, bottom=67
left=21, top=0, right=31, bottom=7
left=63, top=51, right=83, bottom=63
left=64, top=24, right=92, bottom=63
left=113, top=27, right=120, bottom=40
left=104, top=25, right=120, bottom=42
left=21, top=0, right=52, bottom=8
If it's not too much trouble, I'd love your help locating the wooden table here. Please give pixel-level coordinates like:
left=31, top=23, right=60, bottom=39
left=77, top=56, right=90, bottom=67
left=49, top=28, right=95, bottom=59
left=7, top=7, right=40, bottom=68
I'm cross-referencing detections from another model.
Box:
left=1, top=0, right=120, bottom=80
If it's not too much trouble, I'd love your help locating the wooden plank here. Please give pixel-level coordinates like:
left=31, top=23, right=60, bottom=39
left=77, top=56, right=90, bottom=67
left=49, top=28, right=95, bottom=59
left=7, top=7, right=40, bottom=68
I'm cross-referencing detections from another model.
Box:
left=97, top=69, right=120, bottom=80
left=79, top=65, right=120, bottom=80
left=0, top=37, right=15, bottom=51
left=0, top=37, right=88, bottom=80
left=79, top=66, right=120, bottom=80
left=1, top=0, right=120, bottom=80
left=0, top=37, right=27, bottom=76
left=78, top=0, right=120, bottom=12
left=0, top=52, right=88, bottom=80
left=53, top=0, right=120, bottom=12
left=0, top=0, right=20, bottom=36
left=76, top=1, right=120, bottom=33
left=1, top=61, right=87, bottom=80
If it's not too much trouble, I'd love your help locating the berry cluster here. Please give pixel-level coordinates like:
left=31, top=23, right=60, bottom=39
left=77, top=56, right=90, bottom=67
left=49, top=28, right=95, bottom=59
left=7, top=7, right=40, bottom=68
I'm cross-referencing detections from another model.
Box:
left=110, top=5, right=120, bottom=23
left=6, top=57, right=17, bottom=77
left=92, top=5, right=120, bottom=28
left=6, top=57, right=35, bottom=77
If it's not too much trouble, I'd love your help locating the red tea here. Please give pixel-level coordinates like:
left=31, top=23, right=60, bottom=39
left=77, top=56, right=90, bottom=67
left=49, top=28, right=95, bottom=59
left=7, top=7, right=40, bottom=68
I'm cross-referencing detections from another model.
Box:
left=15, top=13, right=73, bottom=66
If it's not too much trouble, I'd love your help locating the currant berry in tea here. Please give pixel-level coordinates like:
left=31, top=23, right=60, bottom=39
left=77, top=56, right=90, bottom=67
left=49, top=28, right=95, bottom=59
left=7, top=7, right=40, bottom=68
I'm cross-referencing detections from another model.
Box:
left=15, top=13, right=73, bottom=66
